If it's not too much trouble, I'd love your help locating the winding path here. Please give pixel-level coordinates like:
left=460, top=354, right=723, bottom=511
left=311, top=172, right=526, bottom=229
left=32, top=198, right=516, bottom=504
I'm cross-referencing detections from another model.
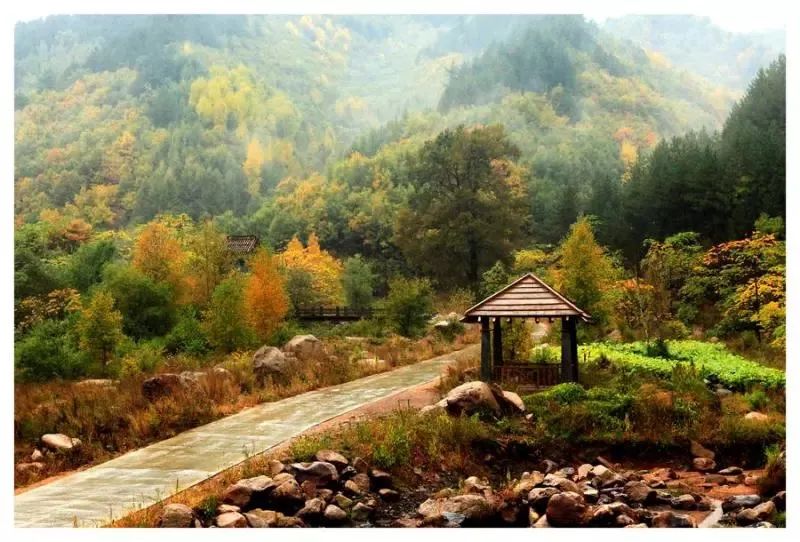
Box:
left=15, top=345, right=478, bottom=527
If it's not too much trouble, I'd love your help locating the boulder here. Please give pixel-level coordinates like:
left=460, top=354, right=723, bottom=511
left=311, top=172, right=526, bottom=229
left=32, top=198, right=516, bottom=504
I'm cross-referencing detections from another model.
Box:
left=291, top=461, right=339, bottom=486
left=692, top=457, right=716, bottom=472
left=651, top=511, right=696, bottom=528
left=690, top=440, right=715, bottom=460
left=271, top=478, right=304, bottom=505
left=283, top=335, right=323, bottom=360
left=512, top=471, right=545, bottom=497
left=442, top=381, right=501, bottom=416
left=158, top=503, right=195, bottom=528
left=379, top=488, right=400, bottom=501
left=495, top=389, right=525, bottom=414
left=545, top=491, right=587, bottom=526
left=624, top=481, right=655, bottom=504
left=744, top=411, right=769, bottom=422
left=351, top=502, right=374, bottom=522
left=722, top=494, right=761, bottom=512
left=215, top=511, right=247, bottom=528
left=296, top=498, right=326, bottom=521
left=244, top=509, right=280, bottom=528
left=41, top=433, right=80, bottom=452
left=736, top=501, right=776, bottom=526
left=323, top=504, right=348, bottom=524
left=417, top=495, right=495, bottom=525
left=221, top=475, right=276, bottom=508
left=252, top=346, right=290, bottom=378
left=670, top=494, right=697, bottom=510
left=527, top=487, right=560, bottom=514
left=314, top=450, right=349, bottom=470
left=369, top=468, right=393, bottom=489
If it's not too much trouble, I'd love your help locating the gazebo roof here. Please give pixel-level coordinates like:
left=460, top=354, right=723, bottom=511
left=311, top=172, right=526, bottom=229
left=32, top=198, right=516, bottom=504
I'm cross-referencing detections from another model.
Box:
left=462, top=273, right=591, bottom=323
left=226, top=235, right=260, bottom=254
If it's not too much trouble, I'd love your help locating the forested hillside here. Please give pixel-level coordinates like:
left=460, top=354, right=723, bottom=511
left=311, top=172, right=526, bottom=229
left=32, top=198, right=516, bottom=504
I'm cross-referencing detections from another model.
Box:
left=14, top=14, right=785, bottom=382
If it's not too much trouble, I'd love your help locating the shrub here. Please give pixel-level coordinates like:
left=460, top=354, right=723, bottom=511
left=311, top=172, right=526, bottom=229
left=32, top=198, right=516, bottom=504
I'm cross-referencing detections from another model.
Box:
left=15, top=319, right=90, bottom=381
left=745, top=389, right=769, bottom=411
left=342, top=255, right=375, bottom=310
left=164, top=308, right=210, bottom=355
left=202, top=274, right=255, bottom=352
left=541, top=382, right=587, bottom=404
left=759, top=445, right=785, bottom=497
left=67, top=238, right=117, bottom=292
left=383, top=277, right=434, bottom=338
left=645, top=338, right=670, bottom=358
left=102, top=263, right=175, bottom=340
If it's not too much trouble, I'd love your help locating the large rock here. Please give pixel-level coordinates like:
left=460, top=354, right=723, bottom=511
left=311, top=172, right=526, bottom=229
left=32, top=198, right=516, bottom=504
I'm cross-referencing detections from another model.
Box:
left=527, top=487, right=560, bottom=514
left=142, top=373, right=194, bottom=401
left=495, top=388, right=526, bottom=414
left=216, top=511, right=247, bottom=528
left=291, top=461, right=339, bottom=486
left=692, top=457, right=716, bottom=472
left=252, top=346, right=290, bottom=378
left=545, top=492, right=587, bottom=526
left=744, top=411, right=769, bottom=422
left=351, top=502, right=374, bottom=522
left=651, top=511, right=696, bottom=528
left=624, top=481, right=655, bottom=504
left=271, top=478, right=304, bottom=505
left=442, top=381, right=501, bottom=416
left=736, top=501, right=776, bottom=525
left=323, top=504, right=348, bottom=524
left=296, top=498, right=326, bottom=521
left=722, top=495, right=761, bottom=512
left=221, top=475, right=276, bottom=508
left=283, top=335, right=323, bottom=360
left=158, top=503, right=195, bottom=528
left=314, top=450, right=349, bottom=470
left=512, top=471, right=545, bottom=497
left=244, top=509, right=281, bottom=528
left=417, top=494, right=495, bottom=525
left=41, top=433, right=81, bottom=452
left=690, top=440, right=715, bottom=460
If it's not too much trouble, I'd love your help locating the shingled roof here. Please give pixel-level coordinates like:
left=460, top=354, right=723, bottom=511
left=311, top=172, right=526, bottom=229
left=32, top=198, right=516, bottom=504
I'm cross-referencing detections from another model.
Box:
left=226, top=235, right=260, bottom=254
left=462, top=273, right=591, bottom=323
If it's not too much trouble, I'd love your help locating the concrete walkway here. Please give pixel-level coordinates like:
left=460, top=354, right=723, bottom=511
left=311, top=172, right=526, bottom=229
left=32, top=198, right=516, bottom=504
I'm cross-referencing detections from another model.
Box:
left=14, top=345, right=478, bottom=528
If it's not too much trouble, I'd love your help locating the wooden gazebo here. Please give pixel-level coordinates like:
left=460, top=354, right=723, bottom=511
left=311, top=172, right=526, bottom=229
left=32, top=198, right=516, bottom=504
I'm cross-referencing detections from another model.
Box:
left=461, top=273, right=591, bottom=387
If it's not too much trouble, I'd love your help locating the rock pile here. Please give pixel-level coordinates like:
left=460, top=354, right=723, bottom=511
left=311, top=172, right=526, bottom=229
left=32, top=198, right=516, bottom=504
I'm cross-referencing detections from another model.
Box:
left=158, top=449, right=388, bottom=528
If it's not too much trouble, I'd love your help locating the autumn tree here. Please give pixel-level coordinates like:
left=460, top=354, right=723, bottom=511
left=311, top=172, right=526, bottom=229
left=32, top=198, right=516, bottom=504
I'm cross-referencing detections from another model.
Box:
left=185, top=221, right=231, bottom=307
left=132, top=221, right=188, bottom=299
left=550, top=217, right=619, bottom=332
left=394, top=125, right=528, bottom=289
left=243, top=138, right=265, bottom=198
left=279, top=233, right=344, bottom=306
left=76, top=290, right=124, bottom=366
left=243, top=249, right=289, bottom=341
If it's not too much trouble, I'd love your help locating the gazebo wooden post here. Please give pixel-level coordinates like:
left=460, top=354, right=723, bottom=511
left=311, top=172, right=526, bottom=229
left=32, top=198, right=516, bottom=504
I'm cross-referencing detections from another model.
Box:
left=493, top=317, right=503, bottom=369
left=560, top=316, right=578, bottom=382
left=480, top=318, right=492, bottom=382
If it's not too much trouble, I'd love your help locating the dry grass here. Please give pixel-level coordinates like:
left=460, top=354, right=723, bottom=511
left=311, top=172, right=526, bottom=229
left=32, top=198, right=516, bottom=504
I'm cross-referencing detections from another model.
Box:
left=15, top=328, right=479, bottom=489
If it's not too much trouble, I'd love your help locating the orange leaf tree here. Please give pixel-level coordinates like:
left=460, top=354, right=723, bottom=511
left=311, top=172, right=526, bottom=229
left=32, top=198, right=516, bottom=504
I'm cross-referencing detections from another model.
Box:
left=132, top=221, right=188, bottom=301
left=244, top=249, right=289, bottom=341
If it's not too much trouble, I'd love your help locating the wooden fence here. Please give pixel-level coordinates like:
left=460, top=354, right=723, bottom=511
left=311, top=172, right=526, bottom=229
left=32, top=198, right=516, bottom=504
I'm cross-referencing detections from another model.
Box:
left=294, top=306, right=382, bottom=321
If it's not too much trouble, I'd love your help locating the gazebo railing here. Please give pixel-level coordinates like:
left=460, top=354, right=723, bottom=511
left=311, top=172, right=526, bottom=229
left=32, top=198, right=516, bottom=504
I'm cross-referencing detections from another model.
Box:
left=493, top=363, right=560, bottom=389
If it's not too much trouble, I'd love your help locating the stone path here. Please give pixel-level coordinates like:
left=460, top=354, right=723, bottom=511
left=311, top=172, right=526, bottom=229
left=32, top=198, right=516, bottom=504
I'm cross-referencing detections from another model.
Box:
left=15, top=345, right=478, bottom=528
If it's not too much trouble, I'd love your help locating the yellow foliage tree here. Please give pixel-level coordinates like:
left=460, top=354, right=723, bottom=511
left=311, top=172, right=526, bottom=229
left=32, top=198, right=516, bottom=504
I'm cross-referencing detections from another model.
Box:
left=132, top=222, right=188, bottom=300
left=244, top=249, right=289, bottom=341
left=243, top=138, right=265, bottom=197
left=279, top=232, right=344, bottom=305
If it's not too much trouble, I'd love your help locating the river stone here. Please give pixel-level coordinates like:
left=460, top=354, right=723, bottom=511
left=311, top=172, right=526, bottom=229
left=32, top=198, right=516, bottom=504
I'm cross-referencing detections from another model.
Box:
left=690, top=440, right=715, bottom=459
left=527, top=487, right=559, bottom=514
left=693, top=457, right=716, bottom=472
left=624, top=481, right=655, bottom=504
left=540, top=459, right=559, bottom=474
left=443, top=381, right=501, bottom=416
left=244, top=509, right=280, bottom=528
left=158, top=503, right=195, bottom=528
left=351, top=502, right=374, bottom=522
left=369, top=468, right=393, bottom=488
left=418, top=494, right=495, bottom=525
left=512, top=471, right=545, bottom=497
left=221, top=475, right=275, bottom=508
left=379, top=488, right=400, bottom=501
left=533, top=514, right=550, bottom=528
left=277, top=515, right=305, bottom=527
left=576, top=464, right=593, bottom=480
left=722, top=494, right=761, bottom=512
left=267, top=459, right=286, bottom=476
left=671, top=494, right=697, bottom=510
left=542, top=474, right=579, bottom=493
left=616, top=514, right=636, bottom=526
left=216, top=511, right=247, bottom=528
left=626, top=523, right=648, bottom=528
left=315, top=450, right=349, bottom=470
left=545, top=491, right=587, bottom=526
left=651, top=511, right=696, bottom=528
left=252, top=346, right=290, bottom=378
left=744, top=411, right=769, bottom=422
left=736, top=501, right=776, bottom=525
left=718, top=466, right=743, bottom=475
left=291, top=461, right=339, bottom=486
left=271, top=478, right=304, bottom=506
left=334, top=493, right=354, bottom=509
left=284, top=335, right=323, bottom=359
left=324, top=504, right=348, bottom=524
left=41, top=433, right=80, bottom=452
left=296, top=497, right=326, bottom=520
left=352, top=457, right=369, bottom=473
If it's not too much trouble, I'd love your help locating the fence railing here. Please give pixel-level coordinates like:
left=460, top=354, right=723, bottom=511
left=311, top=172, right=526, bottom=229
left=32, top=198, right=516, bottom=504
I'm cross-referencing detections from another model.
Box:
left=294, top=306, right=382, bottom=321
left=493, top=363, right=560, bottom=389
